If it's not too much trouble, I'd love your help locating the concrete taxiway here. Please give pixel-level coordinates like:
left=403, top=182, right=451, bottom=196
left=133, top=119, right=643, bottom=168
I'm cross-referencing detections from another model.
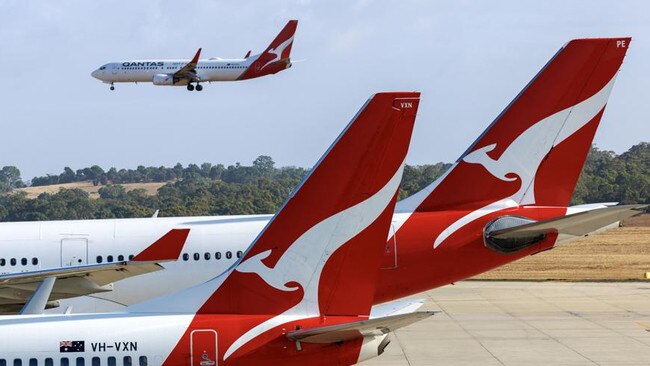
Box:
left=367, top=281, right=650, bottom=366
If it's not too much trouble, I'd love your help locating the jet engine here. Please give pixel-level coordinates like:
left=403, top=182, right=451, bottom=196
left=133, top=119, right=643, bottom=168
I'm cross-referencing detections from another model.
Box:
left=152, top=74, right=174, bottom=86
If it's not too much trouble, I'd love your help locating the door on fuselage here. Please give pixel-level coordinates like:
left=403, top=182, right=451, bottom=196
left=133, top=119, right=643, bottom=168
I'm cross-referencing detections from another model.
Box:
left=60, top=238, right=88, bottom=267
left=380, top=223, right=398, bottom=270
left=191, top=329, right=218, bottom=366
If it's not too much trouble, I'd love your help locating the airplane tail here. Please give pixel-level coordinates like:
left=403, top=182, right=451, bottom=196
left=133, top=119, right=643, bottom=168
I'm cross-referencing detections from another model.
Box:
left=239, top=20, right=298, bottom=80
left=398, top=38, right=631, bottom=214
left=200, top=92, right=419, bottom=317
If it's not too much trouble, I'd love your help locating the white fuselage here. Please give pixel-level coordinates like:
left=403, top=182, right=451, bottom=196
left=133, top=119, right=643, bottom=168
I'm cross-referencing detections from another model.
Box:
left=91, top=57, right=254, bottom=85
left=0, top=312, right=192, bottom=361
left=0, top=215, right=275, bottom=313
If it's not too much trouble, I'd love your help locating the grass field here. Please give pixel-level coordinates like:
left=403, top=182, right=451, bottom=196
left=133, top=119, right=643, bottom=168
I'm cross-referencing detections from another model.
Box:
left=474, top=220, right=650, bottom=281
left=16, top=181, right=166, bottom=199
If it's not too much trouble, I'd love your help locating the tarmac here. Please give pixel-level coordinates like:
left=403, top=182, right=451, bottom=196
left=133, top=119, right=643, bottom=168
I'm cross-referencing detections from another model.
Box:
left=366, top=281, right=650, bottom=366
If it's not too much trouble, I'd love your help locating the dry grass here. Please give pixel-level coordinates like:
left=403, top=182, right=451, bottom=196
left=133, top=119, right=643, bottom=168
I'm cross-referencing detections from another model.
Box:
left=16, top=181, right=167, bottom=199
left=474, top=224, right=650, bottom=281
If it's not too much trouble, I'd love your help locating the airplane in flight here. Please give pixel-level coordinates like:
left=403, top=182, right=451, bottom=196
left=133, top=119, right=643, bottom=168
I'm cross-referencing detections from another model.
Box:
left=0, top=37, right=643, bottom=315
left=0, top=92, right=431, bottom=365
left=90, top=20, right=298, bottom=91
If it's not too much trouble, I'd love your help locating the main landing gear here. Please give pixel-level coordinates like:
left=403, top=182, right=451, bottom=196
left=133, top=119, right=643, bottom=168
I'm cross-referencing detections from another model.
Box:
left=187, top=83, right=203, bottom=91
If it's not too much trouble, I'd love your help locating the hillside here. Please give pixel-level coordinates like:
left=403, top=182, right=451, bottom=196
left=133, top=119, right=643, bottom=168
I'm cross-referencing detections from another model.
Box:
left=16, top=181, right=166, bottom=199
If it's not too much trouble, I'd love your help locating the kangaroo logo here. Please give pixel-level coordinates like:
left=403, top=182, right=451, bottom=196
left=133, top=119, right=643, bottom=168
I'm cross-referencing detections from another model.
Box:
left=259, top=36, right=294, bottom=71
left=223, top=164, right=405, bottom=359
left=433, top=76, right=617, bottom=248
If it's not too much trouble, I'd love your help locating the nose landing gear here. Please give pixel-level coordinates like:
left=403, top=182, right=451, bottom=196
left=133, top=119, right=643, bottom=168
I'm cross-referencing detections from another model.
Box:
left=109, top=83, right=115, bottom=91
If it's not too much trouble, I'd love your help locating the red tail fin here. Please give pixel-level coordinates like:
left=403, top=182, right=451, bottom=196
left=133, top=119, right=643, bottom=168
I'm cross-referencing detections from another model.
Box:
left=239, top=20, right=298, bottom=80
left=199, top=92, right=419, bottom=318
left=399, top=37, right=631, bottom=213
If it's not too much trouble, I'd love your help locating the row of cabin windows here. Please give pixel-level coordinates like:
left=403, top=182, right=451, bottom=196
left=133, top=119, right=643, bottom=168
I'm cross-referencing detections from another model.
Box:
left=0, top=257, right=38, bottom=267
left=119, top=66, right=245, bottom=70
left=96, top=255, right=134, bottom=264
left=182, top=250, right=243, bottom=261
left=0, top=356, right=148, bottom=366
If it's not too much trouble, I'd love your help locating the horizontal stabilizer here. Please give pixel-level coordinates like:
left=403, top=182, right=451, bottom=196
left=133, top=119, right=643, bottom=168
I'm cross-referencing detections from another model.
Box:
left=370, top=299, right=425, bottom=318
left=286, top=311, right=435, bottom=344
left=489, top=204, right=648, bottom=243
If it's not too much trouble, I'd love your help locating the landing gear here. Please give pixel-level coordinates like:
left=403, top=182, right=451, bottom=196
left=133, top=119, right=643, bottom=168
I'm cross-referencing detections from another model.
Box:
left=187, top=83, right=195, bottom=91
left=109, top=83, right=115, bottom=91
left=195, top=84, right=203, bottom=91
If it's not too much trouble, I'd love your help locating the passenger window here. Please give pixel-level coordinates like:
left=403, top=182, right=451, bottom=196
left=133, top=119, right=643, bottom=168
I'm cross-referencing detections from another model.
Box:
left=107, top=255, right=114, bottom=262
left=21, top=258, right=27, bottom=266
left=182, top=253, right=189, bottom=261
left=10, top=258, right=16, bottom=266
left=32, top=257, right=38, bottom=265
left=75, top=358, right=84, bottom=366
left=193, top=253, right=200, bottom=261
left=237, top=251, right=243, bottom=258
left=128, top=255, right=134, bottom=260
left=0, top=258, right=5, bottom=266
left=45, top=360, right=53, bottom=366
left=0, top=360, right=6, bottom=366
left=29, top=359, right=37, bottom=366
left=61, top=358, right=69, bottom=366
left=204, top=252, right=211, bottom=260
left=123, top=357, right=131, bottom=366
left=97, top=256, right=103, bottom=263
left=107, top=358, right=116, bottom=366
left=91, top=357, right=100, bottom=366
left=138, top=357, right=147, bottom=366
left=215, top=252, right=221, bottom=260
left=226, top=251, right=232, bottom=259
left=118, top=255, right=124, bottom=261
left=13, top=360, right=21, bottom=366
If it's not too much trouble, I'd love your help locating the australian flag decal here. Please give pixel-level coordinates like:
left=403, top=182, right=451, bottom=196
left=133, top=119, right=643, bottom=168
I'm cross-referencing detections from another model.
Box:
left=60, top=340, right=85, bottom=352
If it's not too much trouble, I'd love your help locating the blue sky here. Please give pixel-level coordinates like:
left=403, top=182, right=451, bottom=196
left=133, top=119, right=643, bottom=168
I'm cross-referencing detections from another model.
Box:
left=0, top=0, right=648, bottom=179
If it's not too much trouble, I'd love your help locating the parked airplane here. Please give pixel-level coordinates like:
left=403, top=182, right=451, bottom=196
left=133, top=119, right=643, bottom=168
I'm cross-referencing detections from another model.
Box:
left=0, top=92, right=431, bottom=365
left=91, top=20, right=298, bottom=91
left=0, top=228, right=190, bottom=313
left=1, top=37, right=642, bottom=315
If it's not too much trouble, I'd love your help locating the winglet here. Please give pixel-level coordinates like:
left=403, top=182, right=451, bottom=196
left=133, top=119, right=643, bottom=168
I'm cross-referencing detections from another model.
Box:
left=132, top=229, right=190, bottom=262
left=191, top=48, right=202, bottom=64
left=244, top=50, right=251, bottom=58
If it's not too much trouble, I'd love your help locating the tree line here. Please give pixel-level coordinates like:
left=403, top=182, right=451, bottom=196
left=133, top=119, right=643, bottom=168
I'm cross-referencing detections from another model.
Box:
left=0, top=143, right=647, bottom=222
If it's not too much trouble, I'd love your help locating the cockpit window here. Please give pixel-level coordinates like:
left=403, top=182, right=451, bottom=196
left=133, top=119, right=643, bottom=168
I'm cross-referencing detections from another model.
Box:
left=99, top=66, right=106, bottom=70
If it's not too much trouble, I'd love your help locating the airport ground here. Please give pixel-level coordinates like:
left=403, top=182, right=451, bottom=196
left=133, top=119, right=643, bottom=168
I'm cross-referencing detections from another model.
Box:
left=365, top=216, right=650, bottom=365
left=367, top=281, right=650, bottom=366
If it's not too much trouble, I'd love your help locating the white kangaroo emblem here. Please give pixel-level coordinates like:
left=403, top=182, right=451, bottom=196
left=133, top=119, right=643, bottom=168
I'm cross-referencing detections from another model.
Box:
left=259, top=36, right=294, bottom=71
left=433, top=76, right=617, bottom=248
left=224, top=164, right=405, bottom=359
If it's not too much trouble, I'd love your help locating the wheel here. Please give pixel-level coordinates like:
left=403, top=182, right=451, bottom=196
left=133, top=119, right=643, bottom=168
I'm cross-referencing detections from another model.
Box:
left=110, top=85, right=115, bottom=91
left=187, top=84, right=195, bottom=91
left=196, top=84, right=203, bottom=91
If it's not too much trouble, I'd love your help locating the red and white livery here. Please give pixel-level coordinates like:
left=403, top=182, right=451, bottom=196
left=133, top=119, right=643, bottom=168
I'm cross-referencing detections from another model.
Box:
left=0, top=92, right=426, bottom=364
left=91, top=20, right=298, bottom=91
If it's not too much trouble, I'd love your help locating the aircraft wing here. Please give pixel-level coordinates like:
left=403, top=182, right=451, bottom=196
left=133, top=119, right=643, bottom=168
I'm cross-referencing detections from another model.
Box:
left=489, top=204, right=648, bottom=244
left=0, top=228, right=190, bottom=314
left=286, top=312, right=435, bottom=344
left=173, top=48, right=202, bottom=82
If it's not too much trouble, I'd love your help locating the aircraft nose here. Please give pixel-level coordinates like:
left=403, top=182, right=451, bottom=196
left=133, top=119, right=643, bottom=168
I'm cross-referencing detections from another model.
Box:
left=91, top=69, right=101, bottom=79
